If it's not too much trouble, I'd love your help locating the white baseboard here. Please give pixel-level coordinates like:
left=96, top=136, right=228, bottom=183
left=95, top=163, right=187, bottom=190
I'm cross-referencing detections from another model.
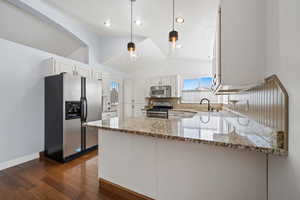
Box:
left=0, top=153, right=40, bottom=171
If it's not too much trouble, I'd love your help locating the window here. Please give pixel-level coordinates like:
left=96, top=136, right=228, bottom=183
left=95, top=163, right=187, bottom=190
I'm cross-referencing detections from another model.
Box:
left=181, top=77, right=220, bottom=103
left=110, top=81, right=119, bottom=106
left=183, top=77, right=213, bottom=91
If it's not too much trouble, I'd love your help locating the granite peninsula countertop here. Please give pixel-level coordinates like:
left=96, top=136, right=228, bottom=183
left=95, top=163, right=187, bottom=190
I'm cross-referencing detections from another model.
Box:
left=85, top=111, right=287, bottom=156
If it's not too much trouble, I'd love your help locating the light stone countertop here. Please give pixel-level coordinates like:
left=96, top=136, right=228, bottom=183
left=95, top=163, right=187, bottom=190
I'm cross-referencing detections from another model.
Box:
left=85, top=111, right=287, bottom=156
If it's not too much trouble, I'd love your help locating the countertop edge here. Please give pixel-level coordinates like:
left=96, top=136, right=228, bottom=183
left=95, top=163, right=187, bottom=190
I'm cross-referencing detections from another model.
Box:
left=85, top=123, right=288, bottom=156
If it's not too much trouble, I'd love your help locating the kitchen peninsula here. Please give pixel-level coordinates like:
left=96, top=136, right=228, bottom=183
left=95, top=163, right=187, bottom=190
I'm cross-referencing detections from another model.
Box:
left=85, top=109, right=287, bottom=200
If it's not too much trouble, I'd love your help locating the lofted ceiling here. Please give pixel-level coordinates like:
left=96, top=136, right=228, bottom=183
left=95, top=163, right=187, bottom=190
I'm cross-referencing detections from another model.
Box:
left=45, top=0, right=220, bottom=61
left=103, top=38, right=166, bottom=73
left=0, top=0, right=86, bottom=62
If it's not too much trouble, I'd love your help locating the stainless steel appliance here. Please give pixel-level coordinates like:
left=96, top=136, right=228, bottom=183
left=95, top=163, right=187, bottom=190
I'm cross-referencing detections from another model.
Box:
left=150, top=85, right=172, bottom=98
left=45, top=73, right=102, bottom=162
left=146, top=102, right=173, bottom=119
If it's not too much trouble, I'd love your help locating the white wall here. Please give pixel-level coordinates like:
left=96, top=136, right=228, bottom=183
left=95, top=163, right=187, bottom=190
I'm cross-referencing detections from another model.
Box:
left=67, top=46, right=89, bottom=64
left=0, top=39, right=57, bottom=162
left=266, top=0, right=300, bottom=199
left=98, top=35, right=146, bottom=64
left=128, top=58, right=212, bottom=79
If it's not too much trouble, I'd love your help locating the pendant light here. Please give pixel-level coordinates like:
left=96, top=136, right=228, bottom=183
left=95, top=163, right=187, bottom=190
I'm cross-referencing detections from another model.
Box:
left=127, top=0, right=136, bottom=59
left=169, top=0, right=178, bottom=49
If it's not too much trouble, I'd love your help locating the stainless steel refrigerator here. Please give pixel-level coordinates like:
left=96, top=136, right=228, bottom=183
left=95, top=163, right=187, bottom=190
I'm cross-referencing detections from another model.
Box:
left=45, top=73, right=102, bottom=162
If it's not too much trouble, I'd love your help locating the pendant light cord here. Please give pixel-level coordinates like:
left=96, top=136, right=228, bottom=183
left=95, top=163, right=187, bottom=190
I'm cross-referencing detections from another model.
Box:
left=172, top=0, right=175, bottom=31
left=131, top=0, right=133, bottom=42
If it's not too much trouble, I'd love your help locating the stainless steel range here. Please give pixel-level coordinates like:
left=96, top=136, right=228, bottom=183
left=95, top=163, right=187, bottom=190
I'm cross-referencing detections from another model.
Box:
left=146, top=102, right=173, bottom=119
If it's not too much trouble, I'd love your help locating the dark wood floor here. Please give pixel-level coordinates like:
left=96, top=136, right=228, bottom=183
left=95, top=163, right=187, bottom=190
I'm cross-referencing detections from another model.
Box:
left=0, top=150, right=126, bottom=200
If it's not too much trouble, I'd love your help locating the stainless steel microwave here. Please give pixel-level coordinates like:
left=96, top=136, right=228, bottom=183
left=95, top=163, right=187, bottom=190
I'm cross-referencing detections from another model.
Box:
left=150, top=86, right=172, bottom=98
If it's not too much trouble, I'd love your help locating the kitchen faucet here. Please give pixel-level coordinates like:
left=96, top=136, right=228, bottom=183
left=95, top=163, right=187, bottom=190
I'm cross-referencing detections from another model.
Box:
left=200, top=98, right=211, bottom=111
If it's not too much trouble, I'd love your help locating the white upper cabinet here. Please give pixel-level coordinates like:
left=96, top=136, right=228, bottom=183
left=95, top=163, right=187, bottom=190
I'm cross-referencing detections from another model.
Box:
left=92, top=68, right=103, bottom=80
left=57, top=61, right=75, bottom=75
left=45, top=58, right=104, bottom=81
left=212, top=0, right=266, bottom=94
left=46, top=58, right=75, bottom=76
left=74, top=65, right=92, bottom=78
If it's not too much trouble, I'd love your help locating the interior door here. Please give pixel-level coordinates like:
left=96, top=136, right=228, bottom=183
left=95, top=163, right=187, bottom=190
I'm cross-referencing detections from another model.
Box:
left=63, top=74, right=82, bottom=158
left=85, top=78, right=102, bottom=149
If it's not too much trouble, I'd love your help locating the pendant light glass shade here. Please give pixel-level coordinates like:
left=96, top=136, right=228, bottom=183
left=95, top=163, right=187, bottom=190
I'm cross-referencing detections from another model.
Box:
left=127, top=42, right=136, bottom=52
left=169, top=30, right=178, bottom=49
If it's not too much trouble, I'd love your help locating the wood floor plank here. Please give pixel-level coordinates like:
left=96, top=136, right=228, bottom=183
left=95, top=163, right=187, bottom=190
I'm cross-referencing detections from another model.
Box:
left=0, top=150, right=128, bottom=200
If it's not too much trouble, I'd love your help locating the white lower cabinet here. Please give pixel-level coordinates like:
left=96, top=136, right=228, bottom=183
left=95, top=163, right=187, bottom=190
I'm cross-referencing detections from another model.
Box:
left=124, top=103, right=145, bottom=118
left=102, top=112, right=118, bottom=119
left=100, top=130, right=266, bottom=200
left=133, top=104, right=145, bottom=117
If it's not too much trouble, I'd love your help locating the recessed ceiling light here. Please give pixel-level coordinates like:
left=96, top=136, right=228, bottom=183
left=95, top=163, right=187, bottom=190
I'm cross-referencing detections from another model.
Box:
left=104, top=20, right=112, bottom=27
left=134, top=19, right=143, bottom=26
left=176, top=17, right=184, bottom=24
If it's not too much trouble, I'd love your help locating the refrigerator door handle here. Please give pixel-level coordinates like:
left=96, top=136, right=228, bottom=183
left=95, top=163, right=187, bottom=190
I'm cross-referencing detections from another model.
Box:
left=80, top=97, right=85, bottom=122
left=84, top=98, right=88, bottom=122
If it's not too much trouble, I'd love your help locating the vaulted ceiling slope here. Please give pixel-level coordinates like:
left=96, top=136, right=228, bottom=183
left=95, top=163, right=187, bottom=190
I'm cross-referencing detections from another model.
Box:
left=0, top=0, right=87, bottom=62
left=103, top=38, right=166, bottom=73
left=45, top=0, right=220, bottom=61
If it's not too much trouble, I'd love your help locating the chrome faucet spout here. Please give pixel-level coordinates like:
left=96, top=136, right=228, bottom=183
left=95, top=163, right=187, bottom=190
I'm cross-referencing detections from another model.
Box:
left=200, top=98, right=211, bottom=111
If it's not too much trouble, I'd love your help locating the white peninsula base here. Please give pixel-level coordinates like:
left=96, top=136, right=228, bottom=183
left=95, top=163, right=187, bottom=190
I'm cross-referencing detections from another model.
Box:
left=98, top=129, right=267, bottom=200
